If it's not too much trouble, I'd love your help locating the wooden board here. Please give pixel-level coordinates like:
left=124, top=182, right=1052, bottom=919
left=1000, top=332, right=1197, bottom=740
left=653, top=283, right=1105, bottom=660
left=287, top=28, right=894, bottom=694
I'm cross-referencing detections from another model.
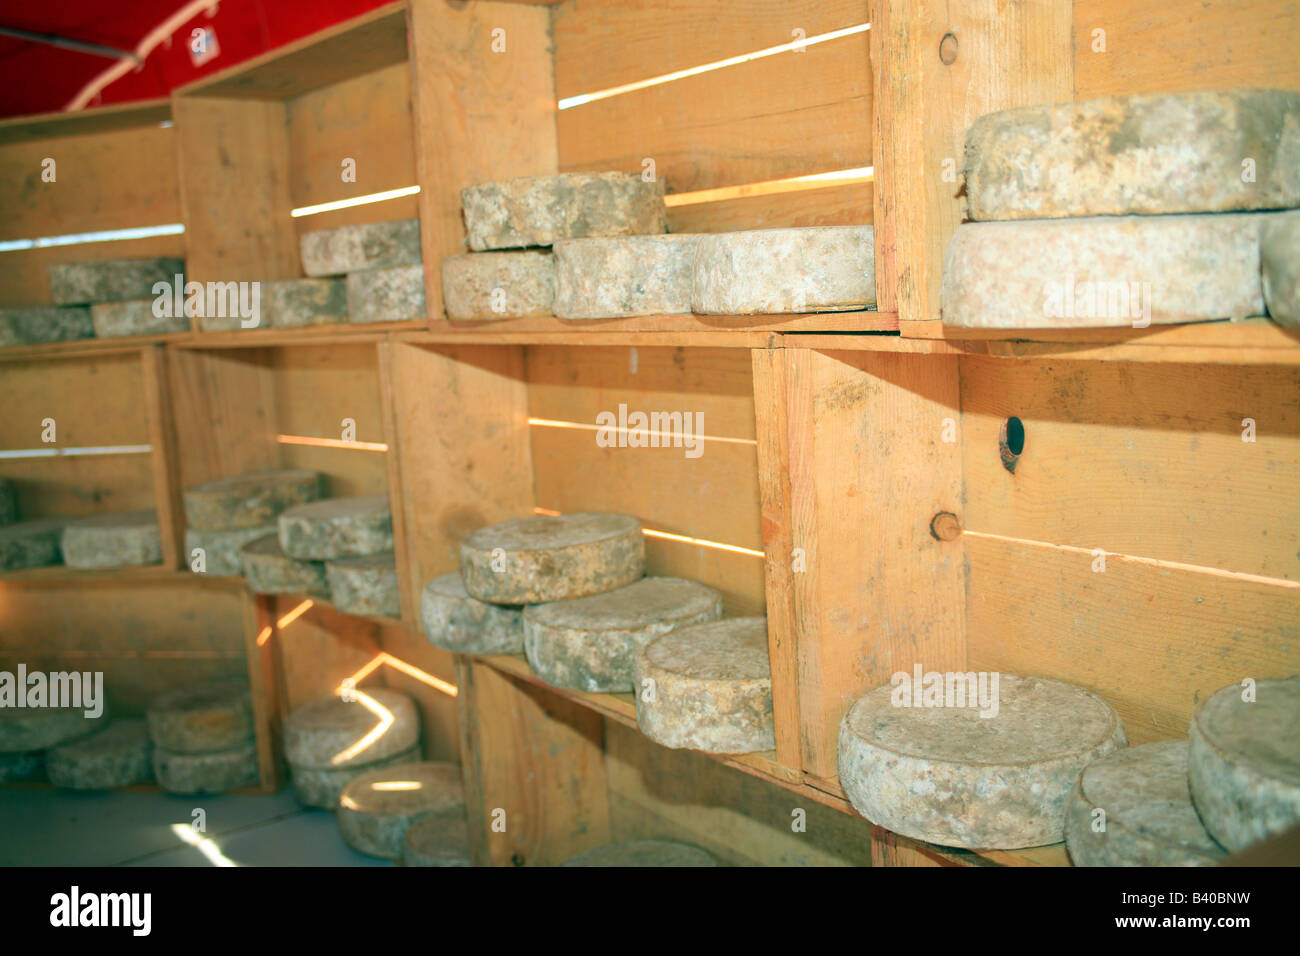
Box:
left=268, top=595, right=381, bottom=712
left=376, top=623, right=460, bottom=764
left=407, top=0, right=557, bottom=319
left=667, top=181, right=873, bottom=235
left=0, top=99, right=171, bottom=145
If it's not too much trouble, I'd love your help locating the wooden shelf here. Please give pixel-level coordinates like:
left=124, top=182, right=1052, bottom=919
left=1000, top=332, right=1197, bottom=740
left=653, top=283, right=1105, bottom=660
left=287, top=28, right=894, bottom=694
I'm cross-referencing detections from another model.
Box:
left=0, top=98, right=172, bottom=145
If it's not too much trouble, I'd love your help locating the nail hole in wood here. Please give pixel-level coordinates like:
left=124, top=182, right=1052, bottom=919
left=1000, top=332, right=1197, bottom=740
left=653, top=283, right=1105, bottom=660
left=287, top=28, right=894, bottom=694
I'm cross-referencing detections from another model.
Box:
left=999, top=416, right=1025, bottom=473
left=939, top=32, right=958, bottom=65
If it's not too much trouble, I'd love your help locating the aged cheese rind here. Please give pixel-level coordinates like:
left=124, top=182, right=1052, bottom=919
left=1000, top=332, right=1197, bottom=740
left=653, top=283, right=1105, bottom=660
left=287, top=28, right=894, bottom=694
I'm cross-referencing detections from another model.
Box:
left=561, top=840, right=717, bottom=867
left=184, top=470, right=322, bottom=530
left=240, top=534, right=328, bottom=595
left=264, top=278, right=347, bottom=328
left=346, top=265, right=426, bottom=323
left=1065, top=740, right=1226, bottom=866
left=299, top=219, right=421, bottom=277
left=153, top=741, right=259, bottom=794
left=283, top=689, right=419, bottom=770
left=185, top=525, right=276, bottom=576
left=441, top=252, right=554, bottom=321
left=47, top=718, right=152, bottom=790
left=90, top=299, right=188, bottom=338
left=0, top=306, right=94, bottom=346
left=524, top=577, right=723, bottom=692
left=964, top=90, right=1300, bottom=221
left=692, top=226, right=876, bottom=314
left=402, top=808, right=473, bottom=867
left=838, top=674, right=1129, bottom=849
left=278, top=495, right=393, bottom=560
left=460, top=512, right=644, bottom=604
left=0, top=751, right=44, bottom=782
left=0, top=518, right=64, bottom=571
left=146, top=677, right=254, bottom=754
left=325, top=552, right=400, bottom=617
left=420, top=572, right=524, bottom=655
left=336, top=761, right=465, bottom=859
left=634, top=617, right=774, bottom=754
left=1188, top=677, right=1300, bottom=852
left=1262, top=210, right=1300, bottom=327
left=0, top=706, right=106, bottom=753
left=48, top=257, right=184, bottom=305
left=60, top=510, right=162, bottom=569
left=553, top=235, right=700, bottom=318
left=941, top=215, right=1266, bottom=329
left=290, top=744, right=419, bottom=809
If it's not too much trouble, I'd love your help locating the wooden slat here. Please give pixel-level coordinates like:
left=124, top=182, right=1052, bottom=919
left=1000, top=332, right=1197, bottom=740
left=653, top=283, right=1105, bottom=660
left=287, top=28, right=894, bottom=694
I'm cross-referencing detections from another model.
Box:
left=376, top=623, right=460, bottom=764
left=1073, top=0, right=1300, bottom=98
left=960, top=357, right=1300, bottom=580
left=376, top=341, right=414, bottom=626
left=140, top=347, right=184, bottom=569
left=785, top=349, right=966, bottom=777
left=667, top=181, right=873, bottom=235
left=268, top=596, right=381, bottom=712
left=242, top=591, right=285, bottom=792
left=408, top=0, right=557, bottom=319
left=0, top=98, right=171, bottom=145
left=966, top=535, right=1300, bottom=746
left=430, top=310, right=894, bottom=337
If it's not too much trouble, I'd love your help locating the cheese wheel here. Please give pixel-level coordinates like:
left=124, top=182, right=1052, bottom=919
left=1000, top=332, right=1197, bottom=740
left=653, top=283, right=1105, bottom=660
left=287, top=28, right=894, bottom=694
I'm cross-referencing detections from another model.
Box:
left=240, top=534, right=327, bottom=596
left=183, top=469, right=322, bottom=531
left=635, top=617, right=774, bottom=754
left=1188, top=677, right=1300, bottom=852
left=325, top=552, right=400, bottom=617
left=153, top=741, right=259, bottom=794
left=61, top=510, right=162, bottom=569
left=0, top=518, right=63, bottom=571
left=278, top=495, right=393, bottom=560
left=460, top=513, right=644, bottom=604
left=185, top=525, right=276, bottom=576
left=838, top=674, right=1128, bottom=849
left=421, top=572, right=524, bottom=655
left=147, top=677, right=254, bottom=754
left=561, top=840, right=717, bottom=867
left=553, top=235, right=699, bottom=318
left=0, top=705, right=106, bottom=752
left=0, top=306, right=93, bottom=346
left=0, top=751, right=44, bottom=783
left=299, top=219, right=421, bottom=277
left=1262, top=210, right=1300, bottom=326
left=263, top=278, right=347, bottom=329
left=47, top=256, right=184, bottom=305
left=283, top=690, right=419, bottom=770
left=289, top=744, right=419, bottom=809
left=346, top=265, right=426, bottom=324
left=337, top=761, right=465, bottom=859
left=47, top=718, right=153, bottom=790
left=524, top=577, right=723, bottom=692
left=90, top=299, right=188, bottom=338
left=402, top=808, right=473, bottom=867
left=441, top=251, right=554, bottom=321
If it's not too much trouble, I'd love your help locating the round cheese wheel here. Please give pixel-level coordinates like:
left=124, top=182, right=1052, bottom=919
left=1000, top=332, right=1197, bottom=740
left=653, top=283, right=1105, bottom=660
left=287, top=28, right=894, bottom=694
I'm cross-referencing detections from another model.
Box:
left=147, top=677, right=254, bottom=754
left=153, top=741, right=259, bottom=794
left=47, top=718, right=152, bottom=790
left=240, top=533, right=328, bottom=595
left=278, top=495, right=393, bottom=560
left=283, top=690, right=419, bottom=770
left=421, top=572, right=524, bottom=655
left=337, top=761, right=465, bottom=859
left=402, top=808, right=473, bottom=867
left=289, top=744, right=420, bottom=809
left=0, top=705, right=106, bottom=752
left=325, top=552, right=400, bottom=617
left=61, top=510, right=161, bottom=569
left=183, top=470, right=322, bottom=531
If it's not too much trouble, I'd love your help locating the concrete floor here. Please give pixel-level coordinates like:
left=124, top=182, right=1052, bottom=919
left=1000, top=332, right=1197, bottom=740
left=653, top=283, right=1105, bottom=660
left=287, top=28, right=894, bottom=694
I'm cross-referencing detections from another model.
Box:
left=0, top=786, right=393, bottom=867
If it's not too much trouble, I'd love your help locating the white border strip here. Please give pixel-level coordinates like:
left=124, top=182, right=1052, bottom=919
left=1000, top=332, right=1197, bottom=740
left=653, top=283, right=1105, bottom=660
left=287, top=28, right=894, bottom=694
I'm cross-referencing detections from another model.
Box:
left=0, top=445, right=153, bottom=460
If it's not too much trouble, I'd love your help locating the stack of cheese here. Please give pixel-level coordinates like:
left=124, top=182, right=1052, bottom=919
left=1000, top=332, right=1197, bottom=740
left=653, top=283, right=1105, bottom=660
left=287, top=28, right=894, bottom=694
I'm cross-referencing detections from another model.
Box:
left=0, top=702, right=108, bottom=785
left=183, top=469, right=322, bottom=577
left=0, top=476, right=64, bottom=573
left=147, top=677, right=259, bottom=794
left=420, top=512, right=776, bottom=755
left=296, top=218, right=423, bottom=327
left=61, top=510, right=163, bottom=571
left=0, top=255, right=186, bottom=346
left=336, top=760, right=468, bottom=861
left=944, top=90, right=1300, bottom=329
left=441, top=173, right=875, bottom=322
left=283, top=688, right=420, bottom=809
left=244, top=493, right=398, bottom=617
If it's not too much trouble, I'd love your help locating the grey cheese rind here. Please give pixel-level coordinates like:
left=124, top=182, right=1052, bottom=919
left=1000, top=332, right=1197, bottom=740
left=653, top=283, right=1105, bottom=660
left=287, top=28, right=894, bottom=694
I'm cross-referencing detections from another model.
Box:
left=1262, top=210, right=1300, bottom=327
left=60, top=510, right=162, bottom=569
left=153, top=741, right=259, bottom=794
left=634, top=617, right=774, bottom=754
left=420, top=572, right=524, bottom=655
left=240, top=534, right=328, bottom=596
left=553, top=235, right=700, bottom=318
left=325, top=552, right=400, bottom=617
left=278, top=495, right=393, bottom=560
left=90, top=299, right=188, bottom=338
left=299, top=219, right=421, bottom=277
left=184, top=525, right=277, bottom=576
left=0, top=306, right=94, bottom=346
left=837, top=674, right=1129, bottom=849
left=47, top=257, right=184, bottom=305
left=146, top=677, right=254, bottom=754
left=1065, top=740, right=1226, bottom=867
left=47, top=718, right=153, bottom=790
left=964, top=90, right=1300, bottom=221
left=402, top=809, right=473, bottom=867
left=183, top=469, right=322, bottom=531
left=0, top=518, right=64, bottom=571
left=459, top=512, right=645, bottom=604
left=1188, top=677, right=1300, bottom=852
left=336, top=761, right=465, bottom=859
left=283, top=690, right=419, bottom=770
left=0, top=751, right=44, bottom=783
left=263, top=278, right=348, bottom=328
left=345, top=265, right=426, bottom=323
left=461, top=172, right=667, bottom=251
left=941, top=214, right=1266, bottom=329
left=561, top=840, right=717, bottom=867
left=0, top=706, right=106, bottom=753
left=691, top=226, right=876, bottom=314
left=524, top=577, right=723, bottom=692
left=290, top=744, right=419, bottom=810
left=441, top=251, right=554, bottom=321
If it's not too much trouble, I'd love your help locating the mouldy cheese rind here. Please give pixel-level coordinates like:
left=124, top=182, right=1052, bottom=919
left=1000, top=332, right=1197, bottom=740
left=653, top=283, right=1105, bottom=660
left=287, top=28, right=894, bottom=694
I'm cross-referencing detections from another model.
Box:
left=153, top=741, right=259, bottom=794
left=240, top=533, right=328, bottom=596
left=278, top=495, right=393, bottom=560
left=336, top=761, right=465, bottom=859
left=461, top=172, right=667, bottom=251
left=0, top=518, right=64, bottom=571
left=184, top=525, right=277, bottom=576
left=0, top=306, right=94, bottom=346
left=299, top=219, right=421, bottom=277
left=441, top=251, right=554, bottom=321
left=837, top=674, right=1129, bottom=849
left=346, top=265, right=426, bottom=323
left=420, top=572, right=524, bottom=655
left=553, top=235, right=699, bottom=318
left=283, top=690, right=419, bottom=770
left=325, top=552, right=400, bottom=617
left=1065, top=739, right=1226, bottom=866
left=1188, top=677, right=1300, bottom=852
left=459, top=512, right=645, bottom=604
left=0, top=751, right=44, bottom=783
left=183, top=470, right=322, bottom=531
left=963, top=90, right=1300, bottom=221
left=402, top=808, right=473, bottom=867
left=90, top=299, right=188, bottom=338
left=634, top=617, right=774, bottom=754
left=48, top=257, right=184, bottom=305
left=263, top=278, right=348, bottom=328
left=146, top=677, right=254, bottom=754
left=524, top=577, right=723, bottom=693
left=290, top=744, right=419, bottom=809
left=0, top=706, right=106, bottom=753
left=60, top=510, right=162, bottom=570
left=1261, top=210, right=1300, bottom=327
left=46, top=718, right=152, bottom=790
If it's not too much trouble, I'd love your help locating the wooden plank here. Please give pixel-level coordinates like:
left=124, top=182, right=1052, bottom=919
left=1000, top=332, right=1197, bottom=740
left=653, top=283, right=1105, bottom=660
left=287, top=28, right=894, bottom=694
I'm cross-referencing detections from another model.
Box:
left=751, top=349, right=802, bottom=772
left=871, top=1, right=1074, bottom=324
left=966, top=534, right=1299, bottom=745
left=375, top=624, right=460, bottom=764
left=388, top=343, right=535, bottom=615
left=176, top=4, right=408, bottom=100
left=430, top=310, right=894, bottom=336
left=139, top=346, right=184, bottom=570
left=1073, top=0, right=1300, bottom=98
left=456, top=659, right=610, bottom=866
left=171, top=97, right=299, bottom=289
left=667, top=181, right=873, bottom=235
left=787, top=349, right=966, bottom=776
left=268, top=596, right=382, bottom=712
left=286, top=62, right=418, bottom=235
left=0, top=98, right=171, bottom=145
left=960, top=357, right=1300, bottom=580
left=376, top=341, right=414, bottom=626
left=185, top=321, right=423, bottom=348
left=242, top=590, right=285, bottom=793
left=407, top=0, right=557, bottom=319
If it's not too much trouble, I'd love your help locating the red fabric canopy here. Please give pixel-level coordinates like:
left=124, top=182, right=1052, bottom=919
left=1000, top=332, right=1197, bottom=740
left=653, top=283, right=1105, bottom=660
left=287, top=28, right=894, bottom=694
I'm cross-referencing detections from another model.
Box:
left=0, top=0, right=392, bottom=119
